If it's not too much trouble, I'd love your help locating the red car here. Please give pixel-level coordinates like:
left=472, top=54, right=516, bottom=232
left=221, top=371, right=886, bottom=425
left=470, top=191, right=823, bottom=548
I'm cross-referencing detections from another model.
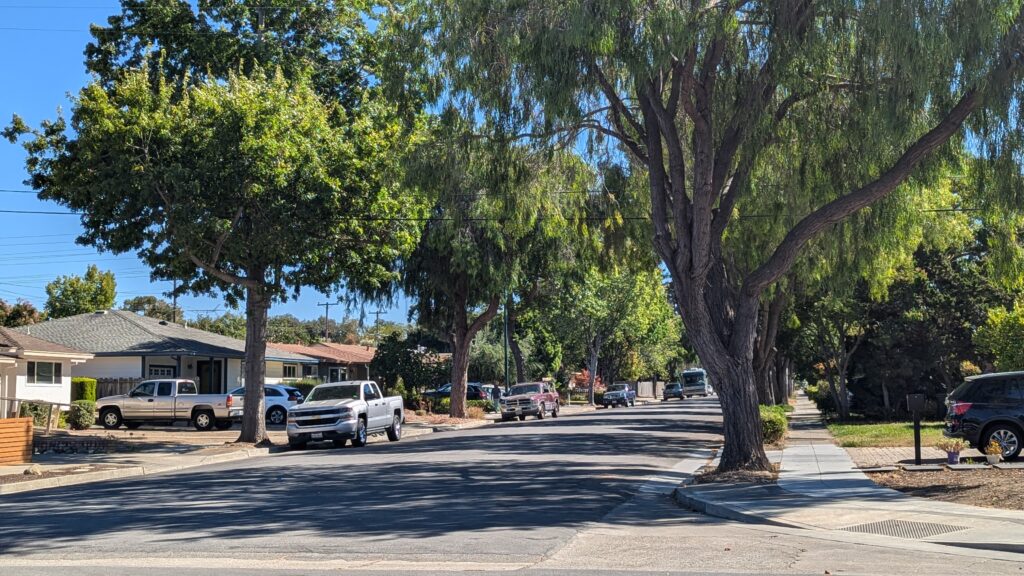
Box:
left=500, top=382, right=560, bottom=421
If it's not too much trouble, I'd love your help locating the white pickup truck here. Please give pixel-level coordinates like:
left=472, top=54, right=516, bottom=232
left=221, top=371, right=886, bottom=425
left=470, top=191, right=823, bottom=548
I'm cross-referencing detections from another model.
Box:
left=96, top=379, right=236, bottom=431
left=286, top=380, right=403, bottom=449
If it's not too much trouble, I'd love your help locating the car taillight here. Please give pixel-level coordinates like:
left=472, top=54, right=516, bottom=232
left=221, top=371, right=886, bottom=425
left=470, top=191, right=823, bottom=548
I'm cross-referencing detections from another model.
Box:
left=951, top=401, right=971, bottom=416
left=226, top=394, right=234, bottom=407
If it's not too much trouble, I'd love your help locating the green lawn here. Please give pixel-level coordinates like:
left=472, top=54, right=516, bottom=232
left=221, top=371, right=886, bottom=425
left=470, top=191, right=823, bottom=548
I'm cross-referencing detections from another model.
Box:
left=827, top=421, right=946, bottom=448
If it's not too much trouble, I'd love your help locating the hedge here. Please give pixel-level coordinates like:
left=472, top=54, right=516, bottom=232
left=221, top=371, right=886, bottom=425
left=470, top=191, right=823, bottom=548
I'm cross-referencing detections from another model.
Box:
left=805, top=382, right=835, bottom=415
left=69, top=400, right=96, bottom=430
left=71, top=377, right=97, bottom=402
left=759, top=404, right=788, bottom=444
left=430, top=398, right=494, bottom=414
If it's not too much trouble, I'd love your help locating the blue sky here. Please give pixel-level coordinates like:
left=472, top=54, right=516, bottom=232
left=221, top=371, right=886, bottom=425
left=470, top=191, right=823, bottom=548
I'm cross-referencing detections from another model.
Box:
left=0, top=1, right=411, bottom=326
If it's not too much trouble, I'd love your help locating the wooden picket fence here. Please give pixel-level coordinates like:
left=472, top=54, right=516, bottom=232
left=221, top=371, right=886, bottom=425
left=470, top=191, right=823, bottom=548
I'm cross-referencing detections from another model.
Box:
left=0, top=417, right=33, bottom=464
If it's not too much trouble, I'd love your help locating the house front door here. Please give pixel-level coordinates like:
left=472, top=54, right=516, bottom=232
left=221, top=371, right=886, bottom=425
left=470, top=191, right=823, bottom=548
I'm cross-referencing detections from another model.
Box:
left=328, top=367, right=345, bottom=382
left=196, top=360, right=223, bottom=394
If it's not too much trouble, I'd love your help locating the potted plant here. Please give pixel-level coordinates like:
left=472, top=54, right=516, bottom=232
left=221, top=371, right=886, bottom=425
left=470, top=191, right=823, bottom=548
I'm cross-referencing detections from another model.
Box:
left=936, top=438, right=967, bottom=465
left=985, top=439, right=1004, bottom=465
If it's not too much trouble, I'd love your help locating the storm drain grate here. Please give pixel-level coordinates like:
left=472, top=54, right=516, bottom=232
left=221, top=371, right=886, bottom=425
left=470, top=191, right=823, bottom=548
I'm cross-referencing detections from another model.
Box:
left=840, top=519, right=968, bottom=540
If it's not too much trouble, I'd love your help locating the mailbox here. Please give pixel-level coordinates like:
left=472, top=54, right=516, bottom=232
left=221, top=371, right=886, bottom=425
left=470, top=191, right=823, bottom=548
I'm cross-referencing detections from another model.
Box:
left=906, top=393, right=927, bottom=413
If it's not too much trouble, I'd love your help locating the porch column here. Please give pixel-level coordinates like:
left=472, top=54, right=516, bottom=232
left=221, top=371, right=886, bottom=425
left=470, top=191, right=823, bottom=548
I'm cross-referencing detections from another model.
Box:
left=175, top=355, right=182, bottom=378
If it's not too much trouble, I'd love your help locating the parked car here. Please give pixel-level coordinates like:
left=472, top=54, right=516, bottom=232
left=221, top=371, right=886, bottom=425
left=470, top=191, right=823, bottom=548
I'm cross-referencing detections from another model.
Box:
left=944, top=371, right=1024, bottom=459
left=423, top=382, right=489, bottom=401
left=603, top=383, right=636, bottom=408
left=97, top=379, right=236, bottom=431
left=500, top=382, right=560, bottom=421
left=663, top=382, right=684, bottom=401
left=682, top=369, right=712, bottom=397
left=227, top=384, right=304, bottom=426
left=286, top=380, right=404, bottom=449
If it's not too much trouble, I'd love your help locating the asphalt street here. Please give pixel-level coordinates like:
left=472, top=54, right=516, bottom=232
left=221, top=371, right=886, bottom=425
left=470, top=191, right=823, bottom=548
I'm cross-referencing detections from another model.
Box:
left=3, top=398, right=1024, bottom=575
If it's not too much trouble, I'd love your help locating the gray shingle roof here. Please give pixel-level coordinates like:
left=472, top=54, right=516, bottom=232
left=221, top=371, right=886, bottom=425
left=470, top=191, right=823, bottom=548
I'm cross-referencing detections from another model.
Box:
left=13, top=310, right=315, bottom=362
left=0, top=326, right=92, bottom=358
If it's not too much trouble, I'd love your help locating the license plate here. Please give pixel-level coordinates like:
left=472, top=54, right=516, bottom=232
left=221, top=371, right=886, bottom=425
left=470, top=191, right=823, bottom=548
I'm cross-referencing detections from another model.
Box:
left=311, top=433, right=323, bottom=440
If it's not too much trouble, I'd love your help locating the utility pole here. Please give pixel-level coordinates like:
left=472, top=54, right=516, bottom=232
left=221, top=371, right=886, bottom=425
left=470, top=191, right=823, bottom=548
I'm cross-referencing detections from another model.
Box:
left=371, top=309, right=385, bottom=347
left=503, top=293, right=510, bottom=393
left=317, top=300, right=341, bottom=341
left=171, top=279, right=178, bottom=324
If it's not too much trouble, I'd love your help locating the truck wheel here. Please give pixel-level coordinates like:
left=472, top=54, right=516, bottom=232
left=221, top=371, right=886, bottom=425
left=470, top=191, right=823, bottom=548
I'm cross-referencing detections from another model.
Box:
left=214, top=420, right=233, bottom=430
left=552, top=404, right=559, bottom=418
left=193, top=410, right=215, bottom=431
left=100, top=409, right=123, bottom=430
left=501, top=414, right=513, bottom=422
left=518, top=414, right=526, bottom=421
left=125, top=421, right=143, bottom=430
left=351, top=417, right=368, bottom=447
left=266, top=406, right=287, bottom=426
left=537, top=404, right=546, bottom=420
left=386, top=414, right=402, bottom=442
left=629, top=399, right=635, bottom=407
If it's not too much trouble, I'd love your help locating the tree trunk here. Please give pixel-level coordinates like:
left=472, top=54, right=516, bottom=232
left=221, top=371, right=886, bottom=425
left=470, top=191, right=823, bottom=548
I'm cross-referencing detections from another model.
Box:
left=774, top=355, right=789, bottom=406
left=587, top=338, right=600, bottom=405
left=506, top=300, right=527, bottom=383
left=449, top=294, right=501, bottom=418
left=449, top=325, right=472, bottom=418
left=706, top=358, right=772, bottom=471
left=239, top=284, right=270, bottom=445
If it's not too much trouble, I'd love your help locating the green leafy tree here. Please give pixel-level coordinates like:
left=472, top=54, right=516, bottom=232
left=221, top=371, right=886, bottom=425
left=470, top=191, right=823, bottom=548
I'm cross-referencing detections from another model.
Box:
left=977, top=302, right=1024, bottom=372
left=190, top=313, right=247, bottom=340
left=401, top=118, right=585, bottom=417
left=370, top=333, right=449, bottom=399
left=7, top=67, right=420, bottom=444
left=122, top=295, right=181, bottom=322
left=0, top=299, right=42, bottom=327
left=44, top=265, right=117, bottom=318
left=412, top=1, right=1024, bottom=470
left=267, top=314, right=310, bottom=345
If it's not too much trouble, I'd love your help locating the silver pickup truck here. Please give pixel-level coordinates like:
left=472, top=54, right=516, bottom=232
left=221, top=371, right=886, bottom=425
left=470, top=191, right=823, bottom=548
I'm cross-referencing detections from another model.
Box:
left=287, top=380, right=403, bottom=449
left=96, top=379, right=236, bottom=431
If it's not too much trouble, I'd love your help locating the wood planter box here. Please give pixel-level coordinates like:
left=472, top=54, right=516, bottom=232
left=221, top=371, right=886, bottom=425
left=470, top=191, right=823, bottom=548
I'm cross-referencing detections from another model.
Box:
left=0, top=417, right=33, bottom=464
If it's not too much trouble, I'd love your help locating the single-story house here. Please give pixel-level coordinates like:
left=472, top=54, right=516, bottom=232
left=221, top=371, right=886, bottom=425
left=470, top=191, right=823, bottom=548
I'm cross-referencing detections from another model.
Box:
left=0, top=326, right=94, bottom=418
left=13, top=310, right=317, bottom=395
left=270, top=342, right=376, bottom=382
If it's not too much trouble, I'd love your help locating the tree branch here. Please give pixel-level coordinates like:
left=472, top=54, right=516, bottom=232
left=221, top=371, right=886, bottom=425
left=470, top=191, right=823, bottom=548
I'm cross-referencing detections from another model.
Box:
left=742, top=87, right=982, bottom=297
left=184, top=248, right=258, bottom=289
left=467, top=294, right=501, bottom=338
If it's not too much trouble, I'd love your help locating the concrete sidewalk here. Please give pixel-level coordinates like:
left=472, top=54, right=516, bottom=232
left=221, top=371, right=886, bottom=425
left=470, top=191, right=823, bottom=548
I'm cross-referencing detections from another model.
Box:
left=676, top=394, right=1024, bottom=553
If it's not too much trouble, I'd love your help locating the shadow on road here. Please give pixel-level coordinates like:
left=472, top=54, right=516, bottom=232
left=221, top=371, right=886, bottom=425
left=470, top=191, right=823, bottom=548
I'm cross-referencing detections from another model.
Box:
left=0, top=401, right=722, bottom=555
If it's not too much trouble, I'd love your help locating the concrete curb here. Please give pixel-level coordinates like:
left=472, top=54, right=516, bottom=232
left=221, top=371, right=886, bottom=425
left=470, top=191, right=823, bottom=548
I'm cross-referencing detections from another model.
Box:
left=671, top=485, right=815, bottom=530
left=0, top=447, right=272, bottom=497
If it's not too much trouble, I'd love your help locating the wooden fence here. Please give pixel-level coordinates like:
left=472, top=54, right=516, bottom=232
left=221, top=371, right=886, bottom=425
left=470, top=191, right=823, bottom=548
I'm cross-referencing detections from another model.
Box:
left=96, top=378, right=143, bottom=399
left=0, top=417, right=32, bottom=464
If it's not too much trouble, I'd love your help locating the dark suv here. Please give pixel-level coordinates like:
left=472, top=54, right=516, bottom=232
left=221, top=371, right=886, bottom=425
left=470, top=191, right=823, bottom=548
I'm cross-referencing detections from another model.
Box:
left=944, top=371, right=1024, bottom=459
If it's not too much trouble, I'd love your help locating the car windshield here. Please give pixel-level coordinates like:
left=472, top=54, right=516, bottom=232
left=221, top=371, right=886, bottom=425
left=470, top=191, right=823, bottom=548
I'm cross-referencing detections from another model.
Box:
left=667, top=384, right=680, bottom=389
left=610, top=385, right=628, bottom=392
left=509, top=384, right=541, bottom=396
left=307, top=384, right=361, bottom=402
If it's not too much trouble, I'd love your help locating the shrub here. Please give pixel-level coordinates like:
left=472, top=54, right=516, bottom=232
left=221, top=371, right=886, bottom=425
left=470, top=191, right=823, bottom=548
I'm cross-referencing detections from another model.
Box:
left=18, top=402, right=52, bottom=427
left=805, top=382, right=835, bottom=415
left=467, top=399, right=494, bottom=412
left=68, top=400, right=96, bottom=430
left=71, top=377, right=98, bottom=402
left=466, top=406, right=486, bottom=419
left=431, top=397, right=451, bottom=414
left=759, top=404, right=788, bottom=444
left=291, top=378, right=320, bottom=399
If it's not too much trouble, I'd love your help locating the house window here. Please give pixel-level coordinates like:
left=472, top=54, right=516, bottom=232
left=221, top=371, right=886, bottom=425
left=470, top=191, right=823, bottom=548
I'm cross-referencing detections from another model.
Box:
left=282, top=365, right=297, bottom=378
left=302, top=364, right=317, bottom=377
left=27, top=361, right=62, bottom=385
left=149, top=365, right=176, bottom=377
